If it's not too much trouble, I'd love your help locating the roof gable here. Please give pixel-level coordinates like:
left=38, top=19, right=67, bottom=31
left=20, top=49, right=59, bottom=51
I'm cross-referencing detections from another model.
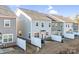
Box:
left=0, top=5, right=16, bottom=18
left=19, top=8, right=51, bottom=21
left=47, top=14, right=74, bottom=23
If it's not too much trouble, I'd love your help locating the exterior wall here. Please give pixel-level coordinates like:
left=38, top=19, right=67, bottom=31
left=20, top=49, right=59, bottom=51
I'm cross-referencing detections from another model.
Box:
left=16, top=9, right=51, bottom=41
left=73, top=23, right=78, bottom=32
left=73, top=23, right=79, bottom=35
left=17, top=14, right=31, bottom=40
left=0, top=18, right=16, bottom=44
left=63, top=23, right=73, bottom=34
left=31, top=20, right=51, bottom=39
left=51, top=22, right=63, bottom=35
left=63, top=22, right=74, bottom=39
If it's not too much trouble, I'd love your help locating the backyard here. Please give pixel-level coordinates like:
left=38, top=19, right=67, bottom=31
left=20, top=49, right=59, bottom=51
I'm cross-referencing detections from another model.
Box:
left=26, top=37, right=79, bottom=54
left=1, top=37, right=79, bottom=54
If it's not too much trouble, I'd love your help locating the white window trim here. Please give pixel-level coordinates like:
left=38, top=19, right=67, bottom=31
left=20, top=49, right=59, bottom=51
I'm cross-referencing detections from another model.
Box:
left=4, top=20, right=11, bottom=27
left=0, top=34, right=2, bottom=44
left=2, top=34, right=13, bottom=43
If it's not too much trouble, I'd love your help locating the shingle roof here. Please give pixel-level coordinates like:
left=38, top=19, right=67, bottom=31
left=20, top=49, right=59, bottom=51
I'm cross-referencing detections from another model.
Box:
left=47, top=14, right=64, bottom=22
left=0, top=5, right=16, bottom=18
left=63, top=17, right=74, bottom=23
left=19, top=8, right=51, bottom=21
left=47, top=14, right=74, bottom=23
left=73, top=20, right=78, bottom=23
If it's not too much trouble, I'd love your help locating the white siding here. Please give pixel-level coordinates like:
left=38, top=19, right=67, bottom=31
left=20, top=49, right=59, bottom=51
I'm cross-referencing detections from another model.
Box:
left=63, top=23, right=73, bottom=34
left=63, top=23, right=74, bottom=39
left=17, top=13, right=31, bottom=39
left=31, top=20, right=51, bottom=39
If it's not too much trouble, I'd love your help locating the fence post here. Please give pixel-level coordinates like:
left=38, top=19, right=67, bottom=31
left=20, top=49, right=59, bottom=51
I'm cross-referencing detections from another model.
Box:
left=36, top=47, right=40, bottom=52
left=25, top=40, right=27, bottom=54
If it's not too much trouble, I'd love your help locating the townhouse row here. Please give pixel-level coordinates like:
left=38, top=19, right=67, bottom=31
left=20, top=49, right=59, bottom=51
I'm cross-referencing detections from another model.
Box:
left=0, top=5, right=78, bottom=48
left=16, top=8, right=79, bottom=47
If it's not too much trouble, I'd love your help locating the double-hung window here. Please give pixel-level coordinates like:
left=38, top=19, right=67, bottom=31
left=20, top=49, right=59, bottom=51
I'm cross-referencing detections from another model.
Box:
left=34, top=33, right=39, bottom=38
left=4, top=20, right=10, bottom=27
left=49, top=23, right=51, bottom=27
left=2, top=34, right=13, bottom=43
left=42, top=23, right=44, bottom=27
left=36, top=22, right=38, bottom=26
left=0, top=33, right=2, bottom=44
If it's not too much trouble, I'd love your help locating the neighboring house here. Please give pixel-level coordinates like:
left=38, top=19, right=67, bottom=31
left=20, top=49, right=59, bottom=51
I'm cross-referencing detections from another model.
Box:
left=73, top=22, right=79, bottom=36
left=16, top=8, right=51, bottom=47
left=73, top=16, right=79, bottom=36
left=47, top=14, right=74, bottom=40
left=47, top=15, right=64, bottom=36
left=62, top=17, right=74, bottom=39
left=47, top=15, right=63, bottom=41
left=0, top=6, right=16, bottom=47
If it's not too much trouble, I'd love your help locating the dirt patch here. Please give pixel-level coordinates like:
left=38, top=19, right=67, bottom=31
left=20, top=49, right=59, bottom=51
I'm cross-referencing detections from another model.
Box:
left=3, top=46, right=25, bottom=54
left=35, top=39, right=79, bottom=54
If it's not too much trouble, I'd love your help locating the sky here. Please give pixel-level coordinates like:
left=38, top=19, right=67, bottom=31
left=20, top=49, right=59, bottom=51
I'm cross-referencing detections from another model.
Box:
left=8, top=5, right=79, bottom=17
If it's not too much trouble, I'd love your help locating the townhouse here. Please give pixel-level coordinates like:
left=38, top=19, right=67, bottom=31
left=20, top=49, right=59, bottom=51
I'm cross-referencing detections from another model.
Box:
left=16, top=8, right=51, bottom=47
left=62, top=17, right=74, bottom=39
left=73, top=15, right=79, bottom=36
left=47, top=14, right=75, bottom=40
left=47, top=14, right=64, bottom=41
left=16, top=8, right=79, bottom=47
left=0, top=5, right=16, bottom=47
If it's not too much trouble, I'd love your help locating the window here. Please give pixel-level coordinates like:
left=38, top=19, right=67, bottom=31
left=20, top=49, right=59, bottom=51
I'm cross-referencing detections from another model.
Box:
left=49, top=23, right=51, bottom=27
left=3, top=34, right=13, bottom=43
left=68, top=25, right=69, bottom=28
left=52, top=23, right=55, bottom=26
left=8, top=35, right=13, bottom=42
left=66, top=25, right=67, bottom=27
left=0, top=33, right=2, bottom=43
left=66, top=24, right=70, bottom=28
left=66, top=29, right=73, bottom=34
left=73, top=23, right=78, bottom=32
left=4, top=20, right=10, bottom=27
left=36, top=22, right=38, bottom=26
left=34, top=33, right=39, bottom=38
left=42, top=23, right=44, bottom=27
left=46, top=32, right=48, bottom=35
left=29, top=33, right=30, bottom=38
left=3, top=35, right=8, bottom=42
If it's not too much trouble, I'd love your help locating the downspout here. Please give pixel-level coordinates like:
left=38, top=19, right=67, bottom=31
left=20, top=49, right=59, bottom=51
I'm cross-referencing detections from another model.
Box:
left=30, top=20, right=32, bottom=43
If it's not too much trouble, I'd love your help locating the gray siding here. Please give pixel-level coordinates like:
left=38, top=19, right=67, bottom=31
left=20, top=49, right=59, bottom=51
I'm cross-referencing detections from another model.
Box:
left=73, top=23, right=78, bottom=32
left=0, top=18, right=16, bottom=43
left=51, top=22, right=63, bottom=35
